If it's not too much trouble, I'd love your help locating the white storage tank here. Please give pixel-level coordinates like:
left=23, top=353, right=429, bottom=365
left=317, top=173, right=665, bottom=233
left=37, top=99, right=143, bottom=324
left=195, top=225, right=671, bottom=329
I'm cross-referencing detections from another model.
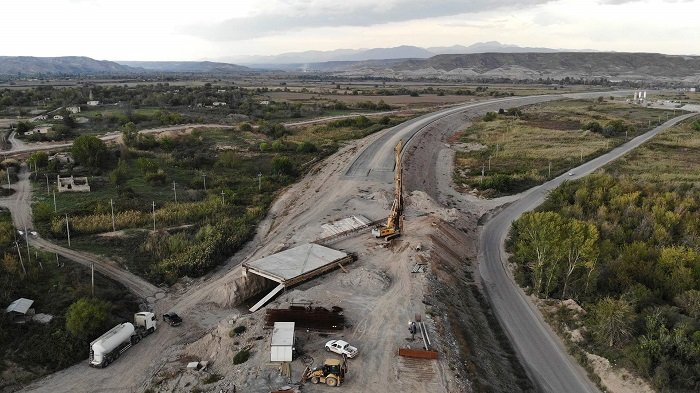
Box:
left=90, top=322, right=135, bottom=366
left=270, top=322, right=295, bottom=362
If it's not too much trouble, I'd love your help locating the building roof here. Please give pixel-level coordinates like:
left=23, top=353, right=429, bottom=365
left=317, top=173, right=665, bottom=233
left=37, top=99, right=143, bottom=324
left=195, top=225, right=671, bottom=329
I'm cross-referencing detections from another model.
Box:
left=244, top=243, right=348, bottom=283
left=6, top=298, right=34, bottom=314
left=271, top=322, right=295, bottom=346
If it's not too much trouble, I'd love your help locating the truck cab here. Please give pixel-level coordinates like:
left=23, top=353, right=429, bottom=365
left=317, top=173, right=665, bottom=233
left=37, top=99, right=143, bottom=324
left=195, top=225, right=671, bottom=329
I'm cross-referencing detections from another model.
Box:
left=134, top=312, right=157, bottom=332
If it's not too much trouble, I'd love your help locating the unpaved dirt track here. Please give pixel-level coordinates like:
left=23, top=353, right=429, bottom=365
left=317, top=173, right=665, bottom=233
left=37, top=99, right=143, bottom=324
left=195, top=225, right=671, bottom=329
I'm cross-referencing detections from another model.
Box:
left=0, top=169, right=161, bottom=300
left=479, top=112, right=698, bottom=393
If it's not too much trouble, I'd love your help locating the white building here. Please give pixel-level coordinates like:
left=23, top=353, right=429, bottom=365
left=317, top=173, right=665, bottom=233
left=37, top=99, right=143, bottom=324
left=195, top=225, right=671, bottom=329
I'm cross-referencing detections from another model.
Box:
left=53, top=115, right=64, bottom=120
left=66, top=106, right=81, bottom=114
left=87, top=100, right=100, bottom=106
left=270, top=322, right=295, bottom=362
left=213, top=101, right=227, bottom=106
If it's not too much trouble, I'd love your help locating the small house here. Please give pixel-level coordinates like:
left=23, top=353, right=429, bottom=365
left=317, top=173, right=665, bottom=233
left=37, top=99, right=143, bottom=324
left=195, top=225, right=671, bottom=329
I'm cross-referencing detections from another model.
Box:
left=66, top=106, right=81, bottom=114
left=270, top=322, right=295, bottom=362
left=5, top=298, right=34, bottom=322
left=87, top=100, right=100, bottom=106
left=53, top=115, right=64, bottom=120
left=213, top=102, right=227, bottom=106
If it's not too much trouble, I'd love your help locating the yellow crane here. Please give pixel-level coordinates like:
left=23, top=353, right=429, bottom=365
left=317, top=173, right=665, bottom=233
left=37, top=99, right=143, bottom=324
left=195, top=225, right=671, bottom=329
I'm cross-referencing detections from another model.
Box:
left=372, top=140, right=403, bottom=240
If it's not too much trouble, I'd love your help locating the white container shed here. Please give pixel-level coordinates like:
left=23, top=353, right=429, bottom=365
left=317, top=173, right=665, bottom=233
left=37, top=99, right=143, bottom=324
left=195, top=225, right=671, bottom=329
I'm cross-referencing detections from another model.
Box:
left=270, top=322, right=295, bottom=362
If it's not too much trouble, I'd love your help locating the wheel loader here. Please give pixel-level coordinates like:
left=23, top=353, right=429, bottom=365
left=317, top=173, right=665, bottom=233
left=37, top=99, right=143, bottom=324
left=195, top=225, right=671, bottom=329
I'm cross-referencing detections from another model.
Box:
left=301, top=358, right=347, bottom=387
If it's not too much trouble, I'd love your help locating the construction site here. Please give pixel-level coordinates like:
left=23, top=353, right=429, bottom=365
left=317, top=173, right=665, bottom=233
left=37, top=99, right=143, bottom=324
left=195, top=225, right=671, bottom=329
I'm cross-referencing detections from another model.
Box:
left=14, top=92, right=652, bottom=393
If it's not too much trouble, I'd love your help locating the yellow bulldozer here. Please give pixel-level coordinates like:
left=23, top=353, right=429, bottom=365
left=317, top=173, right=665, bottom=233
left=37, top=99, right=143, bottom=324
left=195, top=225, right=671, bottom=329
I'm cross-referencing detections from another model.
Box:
left=301, top=358, right=347, bottom=387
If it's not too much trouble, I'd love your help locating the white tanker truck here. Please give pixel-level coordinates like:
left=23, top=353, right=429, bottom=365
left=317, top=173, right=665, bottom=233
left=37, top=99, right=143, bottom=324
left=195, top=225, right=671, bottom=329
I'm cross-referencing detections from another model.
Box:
left=89, top=312, right=157, bottom=368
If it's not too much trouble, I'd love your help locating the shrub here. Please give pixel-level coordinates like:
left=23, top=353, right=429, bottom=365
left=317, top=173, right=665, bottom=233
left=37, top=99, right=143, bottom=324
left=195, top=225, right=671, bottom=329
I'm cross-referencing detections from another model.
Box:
left=202, top=374, right=223, bottom=384
left=232, top=349, right=250, bottom=365
left=145, top=170, right=167, bottom=185
left=296, top=141, right=317, bottom=153
left=483, top=112, right=498, bottom=122
left=239, top=122, right=253, bottom=132
left=65, top=298, right=111, bottom=338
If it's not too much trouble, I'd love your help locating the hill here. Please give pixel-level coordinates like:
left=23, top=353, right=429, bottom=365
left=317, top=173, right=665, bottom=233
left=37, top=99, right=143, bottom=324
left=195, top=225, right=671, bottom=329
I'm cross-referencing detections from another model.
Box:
left=0, top=56, right=135, bottom=76
left=335, top=52, right=700, bottom=83
left=116, top=61, right=251, bottom=73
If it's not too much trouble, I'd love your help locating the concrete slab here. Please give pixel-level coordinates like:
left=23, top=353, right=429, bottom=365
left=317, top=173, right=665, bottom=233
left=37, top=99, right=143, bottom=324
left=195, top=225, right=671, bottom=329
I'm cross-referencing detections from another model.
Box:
left=243, top=243, right=349, bottom=284
left=320, top=215, right=371, bottom=238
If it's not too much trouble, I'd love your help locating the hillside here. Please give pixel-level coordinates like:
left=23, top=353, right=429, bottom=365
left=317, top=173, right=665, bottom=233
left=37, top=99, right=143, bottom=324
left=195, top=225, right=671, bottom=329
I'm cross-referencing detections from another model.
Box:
left=0, top=56, right=135, bottom=76
left=116, top=61, right=251, bottom=73
left=337, top=52, right=700, bottom=83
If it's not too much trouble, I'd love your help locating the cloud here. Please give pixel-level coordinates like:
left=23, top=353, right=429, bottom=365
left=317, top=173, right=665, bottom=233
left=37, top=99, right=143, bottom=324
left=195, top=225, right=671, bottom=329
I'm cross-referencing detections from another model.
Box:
left=186, top=0, right=552, bottom=41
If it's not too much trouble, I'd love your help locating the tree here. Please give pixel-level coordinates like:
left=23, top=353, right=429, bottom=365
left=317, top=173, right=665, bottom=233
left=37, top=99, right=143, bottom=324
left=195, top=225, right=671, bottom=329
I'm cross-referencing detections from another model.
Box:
left=121, top=122, right=138, bottom=147
left=71, top=135, right=108, bottom=168
left=588, top=297, right=633, bottom=347
left=65, top=298, right=111, bottom=338
left=27, top=151, right=49, bottom=169
left=513, top=211, right=565, bottom=296
left=110, top=159, right=130, bottom=186
left=561, top=219, right=599, bottom=298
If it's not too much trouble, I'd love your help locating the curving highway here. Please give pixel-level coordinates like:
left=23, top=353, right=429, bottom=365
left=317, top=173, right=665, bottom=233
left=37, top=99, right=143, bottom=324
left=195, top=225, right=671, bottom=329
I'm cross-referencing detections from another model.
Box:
left=478, top=112, right=697, bottom=392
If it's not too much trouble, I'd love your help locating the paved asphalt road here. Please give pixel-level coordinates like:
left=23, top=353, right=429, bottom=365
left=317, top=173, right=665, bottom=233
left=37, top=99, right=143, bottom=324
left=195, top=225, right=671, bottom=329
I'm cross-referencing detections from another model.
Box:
left=479, top=112, right=698, bottom=393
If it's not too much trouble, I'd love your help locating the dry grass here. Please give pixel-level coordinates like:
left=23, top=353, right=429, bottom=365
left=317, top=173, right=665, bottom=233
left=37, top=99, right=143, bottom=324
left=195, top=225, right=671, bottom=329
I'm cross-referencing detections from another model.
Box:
left=605, top=117, right=700, bottom=183
left=454, top=99, right=676, bottom=196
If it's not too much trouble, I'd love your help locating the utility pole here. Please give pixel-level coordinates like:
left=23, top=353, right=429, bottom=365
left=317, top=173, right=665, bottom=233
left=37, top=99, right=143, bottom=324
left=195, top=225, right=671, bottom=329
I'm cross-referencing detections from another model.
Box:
left=480, top=165, right=485, bottom=184
left=625, top=130, right=628, bottom=140
left=152, top=201, right=156, bottom=231
left=6, top=169, right=10, bottom=188
left=202, top=174, right=207, bottom=191
left=45, top=173, right=49, bottom=194
left=53, top=191, right=57, bottom=212
left=488, top=156, right=492, bottom=171
left=24, top=225, right=30, bottom=264
left=221, top=190, right=225, bottom=205
left=14, top=241, right=26, bottom=275
left=258, top=173, right=262, bottom=191
left=580, top=149, right=583, bottom=162
left=548, top=161, right=551, bottom=178
left=91, top=263, right=95, bottom=296
left=172, top=181, right=177, bottom=202
left=65, top=214, right=70, bottom=247
left=110, top=199, right=115, bottom=232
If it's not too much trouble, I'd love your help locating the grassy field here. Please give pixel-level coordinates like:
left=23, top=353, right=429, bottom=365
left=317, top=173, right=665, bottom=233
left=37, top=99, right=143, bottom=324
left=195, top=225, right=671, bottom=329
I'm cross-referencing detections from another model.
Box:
left=605, top=116, right=700, bottom=182
left=453, top=98, right=675, bottom=197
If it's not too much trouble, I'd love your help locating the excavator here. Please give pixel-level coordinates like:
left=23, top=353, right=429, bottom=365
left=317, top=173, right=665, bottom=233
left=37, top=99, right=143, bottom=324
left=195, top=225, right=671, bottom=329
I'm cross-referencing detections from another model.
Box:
left=301, top=357, right=348, bottom=387
left=372, top=140, right=403, bottom=240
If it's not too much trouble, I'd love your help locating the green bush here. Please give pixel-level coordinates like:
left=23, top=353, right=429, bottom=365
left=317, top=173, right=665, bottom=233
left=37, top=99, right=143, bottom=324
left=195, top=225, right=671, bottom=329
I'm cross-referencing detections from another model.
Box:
left=232, top=349, right=250, bottom=365
left=65, top=298, right=111, bottom=338
left=483, top=112, right=498, bottom=122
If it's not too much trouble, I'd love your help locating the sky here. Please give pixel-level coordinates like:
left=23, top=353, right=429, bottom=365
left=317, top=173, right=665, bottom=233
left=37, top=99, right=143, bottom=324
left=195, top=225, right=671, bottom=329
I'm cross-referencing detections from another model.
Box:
left=1, top=0, right=699, bottom=61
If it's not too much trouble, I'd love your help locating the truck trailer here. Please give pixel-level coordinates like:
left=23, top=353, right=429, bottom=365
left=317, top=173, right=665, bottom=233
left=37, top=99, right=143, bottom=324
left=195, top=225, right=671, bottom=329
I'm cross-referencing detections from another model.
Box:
left=89, top=312, right=157, bottom=368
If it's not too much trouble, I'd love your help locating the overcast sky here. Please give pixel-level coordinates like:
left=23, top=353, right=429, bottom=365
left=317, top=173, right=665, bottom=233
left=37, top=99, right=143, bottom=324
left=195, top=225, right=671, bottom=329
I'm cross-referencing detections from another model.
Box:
left=2, top=0, right=699, bottom=61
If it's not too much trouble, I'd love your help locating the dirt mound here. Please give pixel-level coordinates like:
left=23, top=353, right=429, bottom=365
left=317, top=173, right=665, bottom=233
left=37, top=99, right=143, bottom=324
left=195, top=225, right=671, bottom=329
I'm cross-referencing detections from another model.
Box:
left=208, top=269, right=274, bottom=308
left=338, top=266, right=391, bottom=296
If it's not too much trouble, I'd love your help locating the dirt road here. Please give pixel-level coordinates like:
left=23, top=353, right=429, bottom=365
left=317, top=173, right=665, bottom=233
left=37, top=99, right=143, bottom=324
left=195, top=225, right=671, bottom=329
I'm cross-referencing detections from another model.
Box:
left=0, top=168, right=162, bottom=301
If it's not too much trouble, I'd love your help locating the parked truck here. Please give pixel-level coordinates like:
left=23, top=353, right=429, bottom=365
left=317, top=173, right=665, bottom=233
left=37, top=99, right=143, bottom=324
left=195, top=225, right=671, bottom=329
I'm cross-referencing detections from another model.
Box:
left=89, top=312, right=157, bottom=368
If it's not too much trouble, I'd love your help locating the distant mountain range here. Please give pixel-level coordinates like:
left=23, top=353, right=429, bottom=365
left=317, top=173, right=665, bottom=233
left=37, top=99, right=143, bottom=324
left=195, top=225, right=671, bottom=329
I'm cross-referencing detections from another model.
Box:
left=2, top=50, right=699, bottom=83
left=219, top=41, right=591, bottom=66
left=328, top=52, right=700, bottom=83
left=0, top=56, right=252, bottom=76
